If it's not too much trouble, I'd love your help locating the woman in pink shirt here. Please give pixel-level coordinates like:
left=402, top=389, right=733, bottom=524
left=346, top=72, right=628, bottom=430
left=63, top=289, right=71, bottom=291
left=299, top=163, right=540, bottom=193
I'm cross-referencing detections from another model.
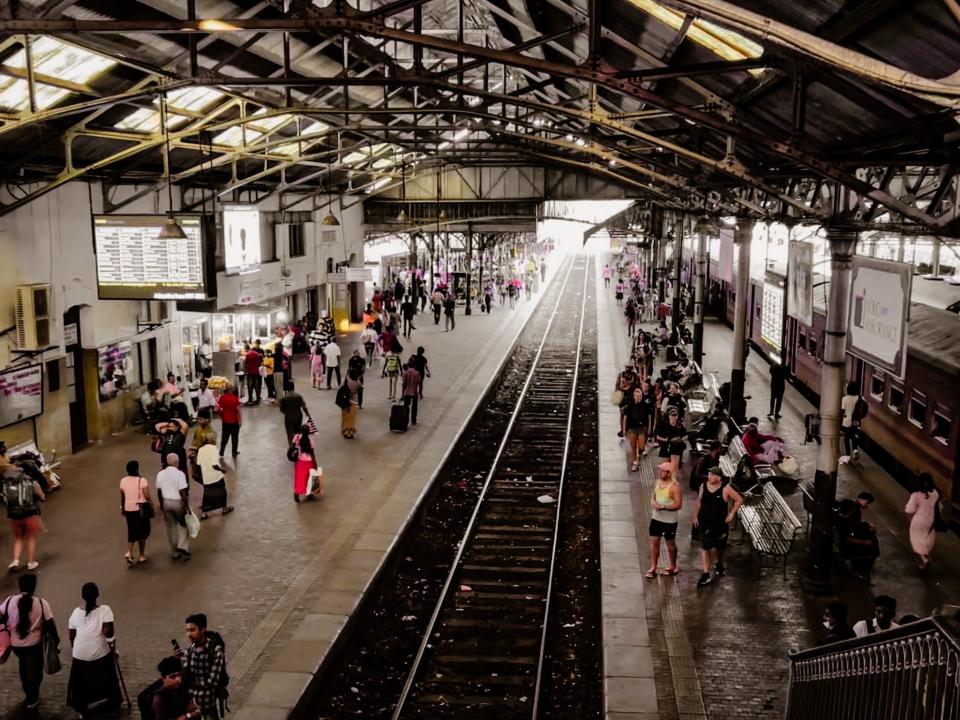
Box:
left=2, top=573, right=58, bottom=711
left=119, top=460, right=153, bottom=564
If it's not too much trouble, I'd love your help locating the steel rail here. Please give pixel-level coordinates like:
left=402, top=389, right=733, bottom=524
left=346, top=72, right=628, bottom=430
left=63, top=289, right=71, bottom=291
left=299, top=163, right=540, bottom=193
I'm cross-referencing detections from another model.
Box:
left=388, top=254, right=585, bottom=720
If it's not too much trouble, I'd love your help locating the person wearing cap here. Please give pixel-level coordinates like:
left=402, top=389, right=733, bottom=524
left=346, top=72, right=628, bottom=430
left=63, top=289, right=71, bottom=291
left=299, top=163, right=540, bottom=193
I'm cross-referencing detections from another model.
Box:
left=691, top=440, right=724, bottom=493
left=693, top=467, right=743, bottom=586
left=655, top=407, right=687, bottom=476
left=647, top=461, right=682, bottom=578
left=661, top=382, right=687, bottom=422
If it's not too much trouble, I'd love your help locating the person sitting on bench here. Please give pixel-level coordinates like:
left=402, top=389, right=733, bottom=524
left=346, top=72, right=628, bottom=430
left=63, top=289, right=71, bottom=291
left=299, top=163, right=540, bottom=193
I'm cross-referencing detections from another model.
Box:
left=741, top=423, right=786, bottom=465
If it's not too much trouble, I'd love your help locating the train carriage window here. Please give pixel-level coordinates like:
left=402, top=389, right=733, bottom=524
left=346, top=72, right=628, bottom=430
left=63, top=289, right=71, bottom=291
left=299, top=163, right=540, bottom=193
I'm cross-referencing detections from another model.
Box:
left=869, top=370, right=885, bottom=400
left=932, top=405, right=952, bottom=445
left=808, top=333, right=818, bottom=357
left=888, top=382, right=905, bottom=414
left=798, top=329, right=806, bottom=351
left=908, top=390, right=927, bottom=428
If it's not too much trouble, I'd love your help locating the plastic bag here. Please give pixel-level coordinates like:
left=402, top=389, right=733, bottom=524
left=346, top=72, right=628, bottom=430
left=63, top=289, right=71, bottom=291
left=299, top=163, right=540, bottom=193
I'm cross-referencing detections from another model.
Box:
left=185, top=510, right=201, bottom=539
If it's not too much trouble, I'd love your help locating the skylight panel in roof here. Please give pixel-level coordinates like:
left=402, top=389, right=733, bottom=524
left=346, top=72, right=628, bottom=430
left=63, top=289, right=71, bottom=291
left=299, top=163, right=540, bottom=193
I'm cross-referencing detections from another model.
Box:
left=115, top=107, right=189, bottom=133
left=0, top=77, right=69, bottom=111
left=213, top=125, right=264, bottom=147
left=166, top=87, right=224, bottom=113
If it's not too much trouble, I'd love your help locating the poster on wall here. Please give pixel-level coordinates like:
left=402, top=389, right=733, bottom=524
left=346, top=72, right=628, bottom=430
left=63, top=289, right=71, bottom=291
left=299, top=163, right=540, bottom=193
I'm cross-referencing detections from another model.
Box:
left=760, top=282, right=784, bottom=351
left=718, top=228, right=734, bottom=283
left=787, top=241, right=814, bottom=327
left=97, top=341, right=134, bottom=401
left=93, top=215, right=207, bottom=300
left=0, top=364, right=43, bottom=430
left=223, top=204, right=262, bottom=275
left=845, top=257, right=912, bottom=379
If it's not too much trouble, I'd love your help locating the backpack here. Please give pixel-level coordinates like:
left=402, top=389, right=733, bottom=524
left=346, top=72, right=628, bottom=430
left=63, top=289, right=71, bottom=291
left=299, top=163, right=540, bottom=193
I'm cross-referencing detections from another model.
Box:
left=852, top=397, right=869, bottom=422
left=384, top=354, right=401, bottom=374
left=2, top=472, right=39, bottom=520
left=334, top=384, right=351, bottom=410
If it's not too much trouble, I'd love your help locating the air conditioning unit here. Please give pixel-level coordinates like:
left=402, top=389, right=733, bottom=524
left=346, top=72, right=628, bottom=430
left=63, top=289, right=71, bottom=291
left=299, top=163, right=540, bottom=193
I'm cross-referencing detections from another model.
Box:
left=140, top=300, right=170, bottom=324
left=14, top=284, right=51, bottom=350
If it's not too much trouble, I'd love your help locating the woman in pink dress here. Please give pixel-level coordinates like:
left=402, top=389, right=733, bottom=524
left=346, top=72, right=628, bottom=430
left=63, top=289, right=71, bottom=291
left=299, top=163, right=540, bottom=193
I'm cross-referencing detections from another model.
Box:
left=905, top=473, right=939, bottom=571
left=291, top=425, right=317, bottom=504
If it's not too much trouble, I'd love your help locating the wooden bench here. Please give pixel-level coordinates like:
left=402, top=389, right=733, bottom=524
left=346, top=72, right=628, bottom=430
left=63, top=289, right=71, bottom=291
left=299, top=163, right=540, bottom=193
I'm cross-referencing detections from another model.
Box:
left=737, top=483, right=802, bottom=577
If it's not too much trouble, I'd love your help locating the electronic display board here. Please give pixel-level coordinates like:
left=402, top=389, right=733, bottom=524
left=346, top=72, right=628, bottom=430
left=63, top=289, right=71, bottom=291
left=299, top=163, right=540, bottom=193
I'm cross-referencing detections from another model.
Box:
left=93, top=215, right=207, bottom=300
left=223, top=204, right=261, bottom=275
left=0, top=364, right=43, bottom=430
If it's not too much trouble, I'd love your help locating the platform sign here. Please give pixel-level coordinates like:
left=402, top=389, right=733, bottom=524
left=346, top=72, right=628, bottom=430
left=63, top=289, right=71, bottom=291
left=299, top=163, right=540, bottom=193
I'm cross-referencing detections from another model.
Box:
left=846, top=257, right=912, bottom=379
left=0, top=364, right=43, bottom=429
left=787, top=241, right=814, bottom=327
left=718, top=228, right=734, bottom=283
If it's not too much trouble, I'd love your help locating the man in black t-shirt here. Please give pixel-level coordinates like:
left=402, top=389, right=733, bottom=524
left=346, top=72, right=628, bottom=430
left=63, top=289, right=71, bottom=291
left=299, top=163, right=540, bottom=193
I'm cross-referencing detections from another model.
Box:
left=401, top=295, right=417, bottom=338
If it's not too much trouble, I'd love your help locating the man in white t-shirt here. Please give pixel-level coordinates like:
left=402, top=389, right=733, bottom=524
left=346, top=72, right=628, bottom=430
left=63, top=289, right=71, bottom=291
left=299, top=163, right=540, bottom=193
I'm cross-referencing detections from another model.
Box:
left=196, top=378, right=216, bottom=413
left=156, top=454, right=191, bottom=559
left=324, top=340, right=342, bottom=389
left=853, top=595, right=899, bottom=637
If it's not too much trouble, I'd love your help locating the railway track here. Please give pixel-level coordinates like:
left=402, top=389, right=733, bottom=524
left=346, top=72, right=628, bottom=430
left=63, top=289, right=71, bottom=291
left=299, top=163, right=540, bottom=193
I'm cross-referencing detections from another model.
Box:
left=390, top=254, right=592, bottom=719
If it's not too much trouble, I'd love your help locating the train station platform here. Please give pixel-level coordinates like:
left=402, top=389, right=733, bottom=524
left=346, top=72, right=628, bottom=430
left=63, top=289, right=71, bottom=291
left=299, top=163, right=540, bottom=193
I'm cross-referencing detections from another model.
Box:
left=594, top=252, right=960, bottom=720
left=0, top=255, right=563, bottom=720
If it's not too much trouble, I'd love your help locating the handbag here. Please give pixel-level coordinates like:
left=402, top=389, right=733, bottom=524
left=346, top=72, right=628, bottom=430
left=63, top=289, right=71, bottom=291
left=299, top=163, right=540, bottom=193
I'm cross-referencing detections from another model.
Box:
left=185, top=510, right=201, bottom=539
left=286, top=445, right=300, bottom=462
left=0, top=599, right=11, bottom=665
left=778, top=456, right=799, bottom=477
left=150, top=436, right=163, bottom=454
left=306, top=467, right=323, bottom=496
left=40, top=600, right=61, bottom=675
left=139, top=501, right=155, bottom=520
left=611, top=389, right=624, bottom=406
left=933, top=498, right=950, bottom=533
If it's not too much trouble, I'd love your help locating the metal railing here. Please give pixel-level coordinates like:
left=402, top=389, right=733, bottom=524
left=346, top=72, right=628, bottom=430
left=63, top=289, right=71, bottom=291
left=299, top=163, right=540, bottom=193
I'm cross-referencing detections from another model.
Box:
left=787, top=615, right=960, bottom=720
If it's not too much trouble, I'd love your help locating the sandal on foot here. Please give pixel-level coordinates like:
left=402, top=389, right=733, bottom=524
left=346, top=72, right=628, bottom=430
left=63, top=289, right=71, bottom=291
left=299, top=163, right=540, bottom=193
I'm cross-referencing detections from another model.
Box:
left=138, top=557, right=148, bottom=564
left=661, top=566, right=679, bottom=576
left=631, top=461, right=640, bottom=471
left=222, top=507, right=234, bottom=515
left=200, top=513, right=210, bottom=520
left=124, top=554, right=134, bottom=565
left=644, top=569, right=659, bottom=579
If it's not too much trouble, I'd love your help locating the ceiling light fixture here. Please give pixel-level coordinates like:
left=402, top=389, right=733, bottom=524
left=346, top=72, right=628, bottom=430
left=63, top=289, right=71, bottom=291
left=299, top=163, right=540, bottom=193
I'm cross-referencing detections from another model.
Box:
left=197, top=19, right=241, bottom=32
left=159, top=93, right=187, bottom=240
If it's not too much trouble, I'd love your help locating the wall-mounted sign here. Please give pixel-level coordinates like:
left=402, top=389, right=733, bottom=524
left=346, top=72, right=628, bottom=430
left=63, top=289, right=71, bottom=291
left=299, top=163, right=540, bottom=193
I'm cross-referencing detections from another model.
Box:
left=63, top=323, right=78, bottom=348
left=327, top=272, right=348, bottom=284
left=846, top=257, right=912, bottom=379
left=93, top=215, right=207, bottom=300
left=346, top=268, right=373, bottom=282
left=223, top=204, right=261, bottom=276
left=787, top=241, right=814, bottom=327
left=0, top=364, right=43, bottom=429
left=238, top=277, right=265, bottom=306
left=718, top=228, right=734, bottom=283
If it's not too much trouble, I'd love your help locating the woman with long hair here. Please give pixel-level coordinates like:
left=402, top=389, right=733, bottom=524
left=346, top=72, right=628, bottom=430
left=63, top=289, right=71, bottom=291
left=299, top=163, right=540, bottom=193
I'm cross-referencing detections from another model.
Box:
left=119, top=460, right=152, bottom=564
left=291, top=424, right=318, bottom=503
left=905, top=472, right=940, bottom=571
left=3, top=573, right=57, bottom=712
left=67, top=582, right=120, bottom=717
left=341, top=370, right=362, bottom=439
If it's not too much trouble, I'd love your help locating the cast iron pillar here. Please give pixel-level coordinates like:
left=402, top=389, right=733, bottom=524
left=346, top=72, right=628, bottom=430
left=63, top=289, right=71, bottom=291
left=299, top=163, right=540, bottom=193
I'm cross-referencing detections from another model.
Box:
left=806, top=225, right=858, bottom=594
left=465, top=224, right=473, bottom=315
left=671, top=221, right=683, bottom=334
left=692, top=220, right=709, bottom=365
left=729, top=218, right=754, bottom=423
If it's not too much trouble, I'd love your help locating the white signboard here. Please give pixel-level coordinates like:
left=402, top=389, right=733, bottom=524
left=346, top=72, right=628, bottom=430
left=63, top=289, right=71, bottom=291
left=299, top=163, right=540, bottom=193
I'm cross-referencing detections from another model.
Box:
left=787, top=241, right=814, bottom=327
left=0, top=364, right=43, bottom=429
left=846, top=257, right=912, bottom=379
left=346, top=268, right=373, bottom=282
left=238, top=277, right=265, bottom=306
left=223, top=204, right=262, bottom=275
left=327, top=272, right=348, bottom=284
left=63, top=323, right=78, bottom=348
left=761, top=282, right=784, bottom=350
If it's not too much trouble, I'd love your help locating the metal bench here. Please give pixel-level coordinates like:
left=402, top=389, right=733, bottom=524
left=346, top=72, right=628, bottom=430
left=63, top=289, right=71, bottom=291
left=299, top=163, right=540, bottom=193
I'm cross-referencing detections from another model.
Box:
left=737, top=483, right=802, bottom=577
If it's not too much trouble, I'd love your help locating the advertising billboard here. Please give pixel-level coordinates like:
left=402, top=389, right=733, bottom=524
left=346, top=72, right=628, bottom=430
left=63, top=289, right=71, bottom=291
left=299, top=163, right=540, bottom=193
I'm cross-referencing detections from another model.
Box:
left=223, top=204, right=261, bottom=275
left=93, top=215, right=206, bottom=300
left=846, top=257, right=912, bottom=379
left=0, top=364, right=43, bottom=429
left=787, top=241, right=814, bottom=327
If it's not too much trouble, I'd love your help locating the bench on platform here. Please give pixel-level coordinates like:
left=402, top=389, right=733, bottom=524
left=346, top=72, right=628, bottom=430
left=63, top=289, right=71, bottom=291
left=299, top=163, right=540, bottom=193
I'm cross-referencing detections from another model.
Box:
left=738, top=483, right=802, bottom=577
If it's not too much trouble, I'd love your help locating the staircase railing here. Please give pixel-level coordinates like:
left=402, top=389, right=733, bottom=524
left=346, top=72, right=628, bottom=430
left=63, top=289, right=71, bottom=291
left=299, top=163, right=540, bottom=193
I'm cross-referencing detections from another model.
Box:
left=786, top=615, right=960, bottom=720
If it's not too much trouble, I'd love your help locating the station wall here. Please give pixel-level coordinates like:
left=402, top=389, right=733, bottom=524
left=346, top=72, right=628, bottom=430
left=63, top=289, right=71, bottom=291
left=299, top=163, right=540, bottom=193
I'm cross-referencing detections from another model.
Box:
left=0, top=183, right=365, bottom=458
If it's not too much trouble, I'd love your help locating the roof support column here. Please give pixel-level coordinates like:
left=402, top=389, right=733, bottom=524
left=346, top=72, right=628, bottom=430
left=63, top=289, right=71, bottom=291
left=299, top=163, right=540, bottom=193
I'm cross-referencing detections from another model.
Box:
left=465, top=223, right=474, bottom=315
left=692, top=218, right=710, bottom=366
left=729, top=217, right=753, bottom=424
left=671, top=217, right=684, bottom=335
left=806, top=224, right=858, bottom=595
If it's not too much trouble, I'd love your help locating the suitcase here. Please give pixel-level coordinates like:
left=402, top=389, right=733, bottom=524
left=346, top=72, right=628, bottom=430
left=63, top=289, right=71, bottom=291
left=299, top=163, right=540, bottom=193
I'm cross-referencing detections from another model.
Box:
left=389, top=403, right=409, bottom=433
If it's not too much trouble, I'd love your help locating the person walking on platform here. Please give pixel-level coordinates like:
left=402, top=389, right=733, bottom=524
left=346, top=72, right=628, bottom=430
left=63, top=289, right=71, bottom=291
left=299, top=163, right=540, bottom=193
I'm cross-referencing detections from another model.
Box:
left=3, top=463, right=45, bottom=571
left=67, top=582, right=121, bottom=717
left=348, top=350, right=367, bottom=408
left=401, top=295, right=417, bottom=338
left=382, top=349, right=402, bottom=401
left=624, top=387, right=652, bottom=471
left=646, top=462, right=682, bottom=578
left=768, top=363, right=787, bottom=419
left=156, top=455, right=191, bottom=560
left=3, top=574, right=58, bottom=712
left=603, top=264, right=613, bottom=288
left=291, top=426, right=319, bottom=502
left=216, top=385, right=241, bottom=459
left=197, top=436, right=233, bottom=520
left=615, top=280, right=624, bottom=306
left=693, top=467, right=743, bottom=586
left=483, top=284, right=493, bottom=314
left=411, top=346, right=430, bottom=399
left=243, top=346, right=262, bottom=404
left=190, top=410, right=216, bottom=479
left=340, top=370, right=362, bottom=438
left=155, top=416, right=190, bottom=480
left=508, top=281, right=517, bottom=309
left=443, top=294, right=456, bottom=331
left=324, top=339, right=342, bottom=390
left=905, top=473, right=941, bottom=571
left=120, top=460, right=152, bottom=565
left=279, top=380, right=310, bottom=444
left=183, top=614, right=228, bottom=720
left=401, top=363, right=421, bottom=426
left=498, top=281, right=507, bottom=308
left=655, top=408, right=687, bottom=477
left=431, top=288, right=444, bottom=325
left=840, top=382, right=868, bottom=463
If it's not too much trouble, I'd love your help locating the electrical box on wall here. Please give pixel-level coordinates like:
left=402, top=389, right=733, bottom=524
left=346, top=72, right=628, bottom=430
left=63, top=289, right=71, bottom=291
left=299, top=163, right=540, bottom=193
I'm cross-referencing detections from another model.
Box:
left=14, top=284, right=51, bottom=350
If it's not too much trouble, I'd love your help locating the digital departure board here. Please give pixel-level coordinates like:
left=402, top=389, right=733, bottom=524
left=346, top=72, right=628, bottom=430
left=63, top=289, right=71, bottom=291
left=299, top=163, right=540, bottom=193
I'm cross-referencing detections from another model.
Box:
left=93, top=215, right=207, bottom=300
